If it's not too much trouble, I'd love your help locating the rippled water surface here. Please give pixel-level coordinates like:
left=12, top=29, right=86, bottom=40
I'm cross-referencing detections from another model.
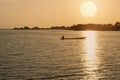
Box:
left=0, top=30, right=120, bottom=80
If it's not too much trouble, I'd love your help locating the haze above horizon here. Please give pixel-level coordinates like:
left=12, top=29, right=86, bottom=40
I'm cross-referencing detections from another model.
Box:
left=0, top=0, right=120, bottom=28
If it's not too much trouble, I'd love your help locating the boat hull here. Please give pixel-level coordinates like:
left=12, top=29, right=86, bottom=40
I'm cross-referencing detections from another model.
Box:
left=61, top=37, right=86, bottom=40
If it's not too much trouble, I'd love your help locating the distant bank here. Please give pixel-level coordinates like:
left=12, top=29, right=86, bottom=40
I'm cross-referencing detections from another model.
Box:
left=13, top=21, right=120, bottom=31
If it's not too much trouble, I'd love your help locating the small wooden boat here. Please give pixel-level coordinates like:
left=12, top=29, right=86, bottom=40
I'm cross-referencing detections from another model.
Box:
left=61, top=37, right=86, bottom=40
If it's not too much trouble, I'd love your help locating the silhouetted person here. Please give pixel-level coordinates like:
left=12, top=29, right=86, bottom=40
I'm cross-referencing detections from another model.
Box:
left=61, top=36, right=64, bottom=40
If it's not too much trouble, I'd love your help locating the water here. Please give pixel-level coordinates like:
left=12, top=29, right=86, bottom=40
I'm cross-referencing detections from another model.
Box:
left=0, top=30, right=120, bottom=80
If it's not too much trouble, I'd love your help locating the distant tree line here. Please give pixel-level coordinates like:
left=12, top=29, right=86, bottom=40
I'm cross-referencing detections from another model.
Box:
left=50, top=22, right=120, bottom=31
left=13, top=21, right=120, bottom=31
left=13, top=26, right=49, bottom=30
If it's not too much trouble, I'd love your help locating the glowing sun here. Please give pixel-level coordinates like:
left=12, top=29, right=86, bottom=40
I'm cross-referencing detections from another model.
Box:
left=80, top=1, right=97, bottom=17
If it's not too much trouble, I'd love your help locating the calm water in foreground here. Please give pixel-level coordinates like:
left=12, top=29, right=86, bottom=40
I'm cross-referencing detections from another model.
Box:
left=0, top=30, right=120, bottom=80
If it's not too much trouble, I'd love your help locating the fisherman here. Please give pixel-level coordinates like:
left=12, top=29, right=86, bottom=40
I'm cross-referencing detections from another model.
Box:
left=61, top=36, right=64, bottom=39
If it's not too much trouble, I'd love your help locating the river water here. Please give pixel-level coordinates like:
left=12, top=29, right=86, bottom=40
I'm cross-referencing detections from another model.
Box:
left=0, top=30, right=120, bottom=80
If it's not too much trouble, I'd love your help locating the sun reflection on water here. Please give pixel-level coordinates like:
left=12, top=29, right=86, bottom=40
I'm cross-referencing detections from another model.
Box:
left=84, top=31, right=97, bottom=62
left=83, top=31, right=100, bottom=79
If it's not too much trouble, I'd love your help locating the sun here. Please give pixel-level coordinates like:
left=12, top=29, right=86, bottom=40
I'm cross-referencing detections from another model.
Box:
left=80, top=1, right=97, bottom=17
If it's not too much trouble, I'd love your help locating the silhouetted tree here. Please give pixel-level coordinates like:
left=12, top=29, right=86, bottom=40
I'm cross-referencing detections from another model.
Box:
left=51, top=26, right=66, bottom=29
left=114, top=22, right=120, bottom=30
left=23, top=26, right=31, bottom=29
left=32, top=26, right=40, bottom=30
left=106, top=24, right=113, bottom=30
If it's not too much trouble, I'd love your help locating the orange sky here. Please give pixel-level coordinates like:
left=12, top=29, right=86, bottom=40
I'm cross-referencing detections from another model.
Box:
left=0, top=0, right=120, bottom=28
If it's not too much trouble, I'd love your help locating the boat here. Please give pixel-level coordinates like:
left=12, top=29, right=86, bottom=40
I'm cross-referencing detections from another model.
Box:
left=61, top=37, right=86, bottom=40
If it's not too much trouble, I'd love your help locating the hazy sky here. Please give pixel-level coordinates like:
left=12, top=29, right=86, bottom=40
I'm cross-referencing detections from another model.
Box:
left=0, top=0, right=120, bottom=28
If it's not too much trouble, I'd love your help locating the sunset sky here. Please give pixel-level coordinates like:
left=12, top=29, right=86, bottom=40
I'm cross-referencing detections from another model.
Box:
left=0, top=0, right=120, bottom=28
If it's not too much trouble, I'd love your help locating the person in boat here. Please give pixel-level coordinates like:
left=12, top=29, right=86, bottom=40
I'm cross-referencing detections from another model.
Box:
left=61, top=36, right=64, bottom=39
